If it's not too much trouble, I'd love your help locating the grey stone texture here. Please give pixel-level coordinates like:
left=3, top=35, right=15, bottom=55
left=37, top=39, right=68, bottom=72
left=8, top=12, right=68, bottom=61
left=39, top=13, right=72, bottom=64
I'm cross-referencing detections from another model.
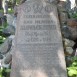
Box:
left=66, top=47, right=73, bottom=54
left=4, top=53, right=12, bottom=64
left=10, top=0, right=67, bottom=77
left=63, top=38, right=75, bottom=47
left=0, top=37, right=12, bottom=54
left=6, top=14, right=14, bottom=26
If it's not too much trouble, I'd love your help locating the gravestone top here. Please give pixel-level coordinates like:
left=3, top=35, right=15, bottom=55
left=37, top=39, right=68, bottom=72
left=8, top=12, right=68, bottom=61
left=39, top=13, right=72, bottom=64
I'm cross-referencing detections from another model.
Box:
left=16, top=0, right=60, bottom=44
left=10, top=0, right=67, bottom=77
left=22, top=0, right=59, bottom=4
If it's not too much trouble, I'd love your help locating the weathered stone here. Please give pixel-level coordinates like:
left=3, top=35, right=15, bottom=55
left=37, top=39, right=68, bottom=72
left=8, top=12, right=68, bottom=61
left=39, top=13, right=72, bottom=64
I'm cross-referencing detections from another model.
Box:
left=48, top=0, right=59, bottom=4
left=58, top=1, right=67, bottom=12
left=1, top=53, right=11, bottom=68
left=6, top=14, right=14, bottom=26
left=61, top=26, right=72, bottom=39
left=58, top=1, right=68, bottom=25
left=59, top=12, right=68, bottom=24
left=12, top=17, right=17, bottom=28
left=63, top=38, right=75, bottom=47
left=4, top=53, right=12, bottom=64
left=11, top=0, right=67, bottom=77
left=66, top=47, right=73, bottom=54
left=9, top=35, right=15, bottom=47
left=0, top=38, right=12, bottom=54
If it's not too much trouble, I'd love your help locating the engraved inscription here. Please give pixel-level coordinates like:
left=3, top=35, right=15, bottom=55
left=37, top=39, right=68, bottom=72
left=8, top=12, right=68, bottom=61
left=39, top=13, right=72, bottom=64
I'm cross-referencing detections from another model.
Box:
left=45, top=5, right=53, bottom=13
left=20, top=25, right=56, bottom=30
left=24, top=15, right=50, bottom=18
left=33, top=3, right=43, bottom=13
left=22, top=3, right=53, bottom=13
left=17, top=7, right=57, bottom=44
left=23, top=5, right=31, bottom=13
left=17, top=30, right=60, bottom=43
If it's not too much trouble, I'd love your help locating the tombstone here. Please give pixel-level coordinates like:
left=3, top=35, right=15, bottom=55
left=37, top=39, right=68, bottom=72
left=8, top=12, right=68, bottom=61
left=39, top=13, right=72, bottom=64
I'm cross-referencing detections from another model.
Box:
left=10, top=0, right=67, bottom=77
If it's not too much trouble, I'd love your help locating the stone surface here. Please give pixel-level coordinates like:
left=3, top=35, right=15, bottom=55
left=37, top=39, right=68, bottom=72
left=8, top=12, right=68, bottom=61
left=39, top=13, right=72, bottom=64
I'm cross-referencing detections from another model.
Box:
left=61, top=26, right=72, bottom=39
left=0, top=37, right=12, bottom=54
left=59, top=12, right=68, bottom=24
left=12, top=17, right=17, bottom=28
left=63, top=38, right=75, bottom=47
left=4, top=53, right=12, bottom=64
left=9, top=35, right=15, bottom=47
left=58, top=1, right=66, bottom=12
left=10, top=0, right=67, bottom=77
left=6, top=14, right=14, bottom=26
left=66, top=47, right=73, bottom=54
left=48, top=0, right=59, bottom=4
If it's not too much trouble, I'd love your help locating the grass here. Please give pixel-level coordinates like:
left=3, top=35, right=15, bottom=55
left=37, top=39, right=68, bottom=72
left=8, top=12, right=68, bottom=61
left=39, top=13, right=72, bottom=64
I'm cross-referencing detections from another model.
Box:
left=0, top=8, right=14, bottom=14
